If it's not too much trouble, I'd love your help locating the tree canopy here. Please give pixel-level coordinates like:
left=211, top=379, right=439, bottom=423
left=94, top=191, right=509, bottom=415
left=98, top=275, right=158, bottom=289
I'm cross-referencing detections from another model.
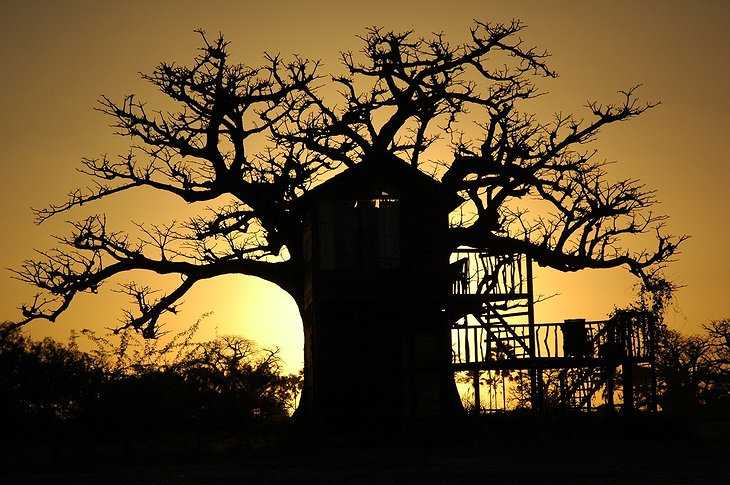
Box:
left=13, top=21, right=685, bottom=337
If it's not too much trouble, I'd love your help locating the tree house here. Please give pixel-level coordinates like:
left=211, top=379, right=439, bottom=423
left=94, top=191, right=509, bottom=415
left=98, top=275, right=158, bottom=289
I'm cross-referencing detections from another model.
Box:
left=297, top=158, right=658, bottom=424
left=449, top=249, right=658, bottom=413
left=298, top=157, right=463, bottom=424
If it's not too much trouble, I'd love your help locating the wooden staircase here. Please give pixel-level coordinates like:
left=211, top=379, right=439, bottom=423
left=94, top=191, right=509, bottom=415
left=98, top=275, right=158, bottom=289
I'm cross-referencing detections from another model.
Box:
left=558, top=366, right=608, bottom=410
left=449, top=247, right=657, bottom=413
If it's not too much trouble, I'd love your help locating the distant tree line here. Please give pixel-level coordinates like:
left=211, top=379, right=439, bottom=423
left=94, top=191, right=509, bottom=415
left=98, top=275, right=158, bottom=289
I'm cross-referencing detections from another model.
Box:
left=0, top=321, right=302, bottom=443
left=656, top=318, right=730, bottom=416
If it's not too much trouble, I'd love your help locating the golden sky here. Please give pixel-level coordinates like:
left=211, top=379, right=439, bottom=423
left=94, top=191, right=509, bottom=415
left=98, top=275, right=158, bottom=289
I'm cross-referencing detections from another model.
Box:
left=1, top=1, right=728, bottom=372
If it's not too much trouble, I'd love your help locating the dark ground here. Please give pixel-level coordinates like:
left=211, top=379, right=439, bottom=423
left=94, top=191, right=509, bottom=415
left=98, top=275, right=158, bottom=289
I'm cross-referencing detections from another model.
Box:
left=2, top=414, right=728, bottom=484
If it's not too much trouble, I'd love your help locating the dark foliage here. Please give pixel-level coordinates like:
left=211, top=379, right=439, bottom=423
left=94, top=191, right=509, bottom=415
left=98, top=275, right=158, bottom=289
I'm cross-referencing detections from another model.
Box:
left=0, top=325, right=102, bottom=434
left=0, top=322, right=301, bottom=442
left=655, top=319, right=730, bottom=416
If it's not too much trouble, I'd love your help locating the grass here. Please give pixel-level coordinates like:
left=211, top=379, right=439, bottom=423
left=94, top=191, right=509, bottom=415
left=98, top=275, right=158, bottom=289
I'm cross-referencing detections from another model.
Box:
left=2, top=414, right=728, bottom=484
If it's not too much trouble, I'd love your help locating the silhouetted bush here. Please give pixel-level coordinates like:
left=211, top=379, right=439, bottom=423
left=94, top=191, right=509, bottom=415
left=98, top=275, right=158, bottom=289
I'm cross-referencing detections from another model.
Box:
left=0, top=322, right=301, bottom=442
left=0, top=324, right=103, bottom=437
left=173, top=336, right=302, bottom=428
left=655, top=318, right=730, bottom=416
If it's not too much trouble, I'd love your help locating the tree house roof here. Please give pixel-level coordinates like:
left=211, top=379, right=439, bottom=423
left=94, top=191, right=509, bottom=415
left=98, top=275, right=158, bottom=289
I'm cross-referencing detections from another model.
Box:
left=301, top=156, right=464, bottom=211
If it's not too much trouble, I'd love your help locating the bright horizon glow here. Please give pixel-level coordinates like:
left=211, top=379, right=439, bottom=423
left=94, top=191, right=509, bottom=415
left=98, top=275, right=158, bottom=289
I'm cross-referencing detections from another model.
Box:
left=24, top=274, right=305, bottom=374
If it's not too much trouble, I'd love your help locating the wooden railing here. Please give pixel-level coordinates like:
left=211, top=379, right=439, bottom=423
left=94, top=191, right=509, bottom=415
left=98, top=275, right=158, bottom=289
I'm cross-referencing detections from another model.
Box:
left=452, top=317, right=653, bottom=367
left=450, top=249, right=530, bottom=297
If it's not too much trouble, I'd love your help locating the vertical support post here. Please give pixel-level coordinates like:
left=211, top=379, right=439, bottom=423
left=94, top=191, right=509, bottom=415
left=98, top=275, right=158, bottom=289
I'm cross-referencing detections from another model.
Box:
left=622, top=363, right=635, bottom=414
left=648, top=313, right=659, bottom=413
left=607, top=365, right=616, bottom=412
left=533, top=368, right=544, bottom=411
left=473, top=369, right=481, bottom=414
left=526, top=255, right=536, bottom=358
left=529, top=369, right=539, bottom=411
left=622, top=318, right=635, bottom=414
left=502, top=375, right=507, bottom=411
left=525, top=255, right=541, bottom=411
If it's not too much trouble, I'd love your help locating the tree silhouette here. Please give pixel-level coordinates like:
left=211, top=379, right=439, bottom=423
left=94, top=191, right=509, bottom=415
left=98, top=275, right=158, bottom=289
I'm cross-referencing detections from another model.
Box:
left=655, top=328, right=711, bottom=415
left=654, top=318, right=730, bottom=415
left=13, top=22, right=684, bottom=343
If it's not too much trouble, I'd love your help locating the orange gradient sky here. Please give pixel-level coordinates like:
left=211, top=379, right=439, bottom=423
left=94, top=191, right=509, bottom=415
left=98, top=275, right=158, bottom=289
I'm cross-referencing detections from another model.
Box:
left=1, top=1, right=728, bottom=372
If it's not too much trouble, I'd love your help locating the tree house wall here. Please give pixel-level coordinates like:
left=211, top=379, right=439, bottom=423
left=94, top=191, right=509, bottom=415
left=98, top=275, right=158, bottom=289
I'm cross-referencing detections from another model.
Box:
left=301, top=183, right=460, bottom=423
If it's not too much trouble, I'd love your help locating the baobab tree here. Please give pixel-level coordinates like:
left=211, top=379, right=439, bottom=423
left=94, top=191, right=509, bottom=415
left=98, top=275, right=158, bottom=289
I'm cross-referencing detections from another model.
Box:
left=14, top=21, right=683, bottom=346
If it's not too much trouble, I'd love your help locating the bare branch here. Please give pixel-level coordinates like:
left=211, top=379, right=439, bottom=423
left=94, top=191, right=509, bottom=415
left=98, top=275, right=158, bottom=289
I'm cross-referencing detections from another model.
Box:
left=12, top=23, right=685, bottom=339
